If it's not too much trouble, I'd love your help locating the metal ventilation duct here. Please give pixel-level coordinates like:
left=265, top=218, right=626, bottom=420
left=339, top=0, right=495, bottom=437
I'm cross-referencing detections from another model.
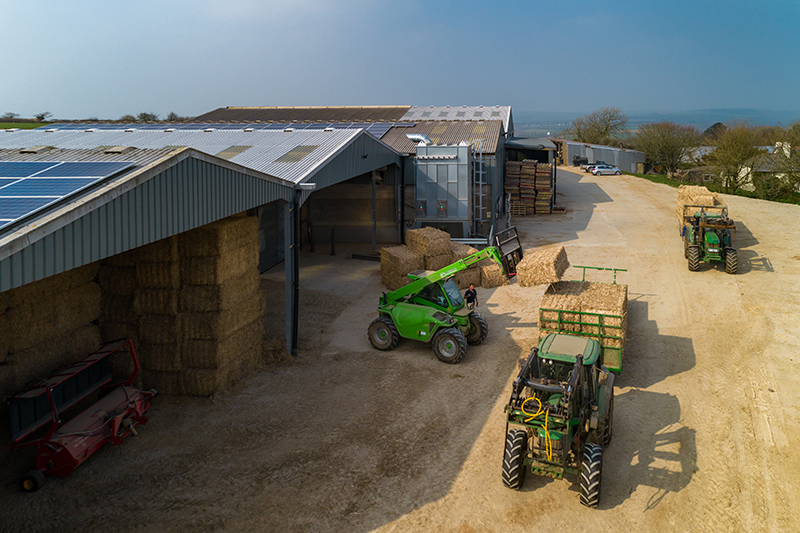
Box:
left=406, top=133, right=432, bottom=145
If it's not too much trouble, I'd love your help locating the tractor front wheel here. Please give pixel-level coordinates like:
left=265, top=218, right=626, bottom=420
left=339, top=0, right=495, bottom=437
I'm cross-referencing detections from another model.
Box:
left=725, top=248, right=738, bottom=274
left=580, top=443, right=603, bottom=508
left=502, top=429, right=527, bottom=489
left=687, top=246, right=700, bottom=272
left=367, top=317, right=400, bottom=351
left=432, top=327, right=467, bottom=364
left=465, top=311, right=489, bottom=345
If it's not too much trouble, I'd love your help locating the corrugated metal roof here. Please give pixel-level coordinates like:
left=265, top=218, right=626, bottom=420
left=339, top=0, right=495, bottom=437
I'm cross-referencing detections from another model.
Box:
left=193, top=106, right=412, bottom=123
left=0, top=128, right=399, bottom=185
left=380, top=120, right=502, bottom=155
left=400, top=106, right=513, bottom=134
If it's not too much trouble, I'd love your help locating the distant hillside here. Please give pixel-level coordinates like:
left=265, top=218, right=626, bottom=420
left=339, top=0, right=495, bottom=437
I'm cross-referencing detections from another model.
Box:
left=514, top=108, right=800, bottom=137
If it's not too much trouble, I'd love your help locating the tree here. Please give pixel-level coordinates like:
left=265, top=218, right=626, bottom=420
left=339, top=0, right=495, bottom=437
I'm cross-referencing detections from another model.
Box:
left=561, top=107, right=629, bottom=145
left=34, top=111, right=52, bottom=122
left=707, top=122, right=765, bottom=194
left=635, top=122, right=700, bottom=177
left=702, top=122, right=727, bottom=141
left=119, top=114, right=136, bottom=122
left=1, top=112, right=20, bottom=120
left=137, top=112, right=159, bottom=122
left=166, top=111, right=182, bottom=122
left=769, top=120, right=800, bottom=196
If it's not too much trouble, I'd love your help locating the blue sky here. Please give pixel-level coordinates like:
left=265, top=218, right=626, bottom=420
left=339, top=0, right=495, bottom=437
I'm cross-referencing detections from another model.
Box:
left=2, top=0, right=798, bottom=120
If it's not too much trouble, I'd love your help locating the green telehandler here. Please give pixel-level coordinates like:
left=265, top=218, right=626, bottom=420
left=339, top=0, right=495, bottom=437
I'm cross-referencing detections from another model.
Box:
left=502, top=333, right=614, bottom=508
left=368, top=227, right=523, bottom=364
left=681, top=206, right=737, bottom=274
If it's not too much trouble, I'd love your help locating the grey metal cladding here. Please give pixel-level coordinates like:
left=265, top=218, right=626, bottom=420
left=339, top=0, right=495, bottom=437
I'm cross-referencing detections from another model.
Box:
left=0, top=154, right=291, bottom=292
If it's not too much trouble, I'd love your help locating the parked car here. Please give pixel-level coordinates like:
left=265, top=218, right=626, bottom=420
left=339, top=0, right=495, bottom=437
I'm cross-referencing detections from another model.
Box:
left=591, top=164, right=622, bottom=176
left=581, top=160, right=608, bottom=172
left=572, top=155, right=589, bottom=167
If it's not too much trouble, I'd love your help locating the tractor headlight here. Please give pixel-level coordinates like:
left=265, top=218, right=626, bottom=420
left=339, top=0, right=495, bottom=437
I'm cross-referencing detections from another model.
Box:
left=708, top=248, right=719, bottom=253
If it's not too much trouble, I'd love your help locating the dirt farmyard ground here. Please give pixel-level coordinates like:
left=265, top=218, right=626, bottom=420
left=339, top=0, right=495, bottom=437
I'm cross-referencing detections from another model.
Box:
left=1, top=167, right=799, bottom=532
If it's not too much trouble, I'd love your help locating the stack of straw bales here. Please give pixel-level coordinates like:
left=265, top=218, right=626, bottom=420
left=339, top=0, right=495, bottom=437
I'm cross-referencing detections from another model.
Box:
left=179, top=216, right=264, bottom=396
left=0, top=263, right=102, bottom=410
left=380, top=245, right=424, bottom=290
left=538, top=281, right=627, bottom=348
left=675, top=185, right=726, bottom=222
left=135, top=236, right=183, bottom=392
left=516, top=246, right=569, bottom=287
left=406, top=227, right=453, bottom=271
left=450, top=241, right=481, bottom=289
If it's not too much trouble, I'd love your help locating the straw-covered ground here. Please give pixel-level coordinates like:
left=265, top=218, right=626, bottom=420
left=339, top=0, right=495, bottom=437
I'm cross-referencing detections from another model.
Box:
left=1, top=167, right=799, bottom=532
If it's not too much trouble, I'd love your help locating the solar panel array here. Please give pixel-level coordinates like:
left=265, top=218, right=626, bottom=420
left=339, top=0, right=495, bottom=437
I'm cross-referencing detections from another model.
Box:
left=0, top=161, right=134, bottom=231
left=42, top=122, right=396, bottom=138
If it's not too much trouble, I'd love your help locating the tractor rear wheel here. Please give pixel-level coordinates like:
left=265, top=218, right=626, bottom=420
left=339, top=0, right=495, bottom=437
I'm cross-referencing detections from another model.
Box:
left=465, top=311, right=489, bottom=345
left=602, top=394, right=614, bottom=447
left=432, top=327, right=467, bottom=364
left=687, top=246, right=700, bottom=272
left=502, top=429, right=527, bottom=489
left=725, top=248, right=738, bottom=274
left=580, top=443, right=603, bottom=508
left=367, top=317, right=400, bottom=351
left=21, top=470, right=45, bottom=492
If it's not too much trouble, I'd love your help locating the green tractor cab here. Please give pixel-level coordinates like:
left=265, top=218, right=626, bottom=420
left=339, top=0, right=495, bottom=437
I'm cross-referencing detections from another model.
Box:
left=502, top=333, right=614, bottom=508
left=368, top=227, right=523, bottom=364
left=681, top=207, right=737, bottom=274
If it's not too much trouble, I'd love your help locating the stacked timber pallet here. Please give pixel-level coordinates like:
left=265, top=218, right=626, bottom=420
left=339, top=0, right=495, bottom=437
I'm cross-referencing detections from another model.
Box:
left=0, top=263, right=102, bottom=411
left=380, top=227, right=507, bottom=290
left=505, top=161, right=522, bottom=209
left=519, top=160, right=537, bottom=215
left=179, top=217, right=265, bottom=396
left=533, top=162, right=553, bottom=214
left=675, top=185, right=726, bottom=222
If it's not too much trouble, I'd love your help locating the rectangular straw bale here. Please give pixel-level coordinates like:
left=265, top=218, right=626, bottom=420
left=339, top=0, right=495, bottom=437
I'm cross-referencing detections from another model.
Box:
left=8, top=282, right=101, bottom=352
left=138, top=342, right=181, bottom=372
left=99, top=266, right=137, bottom=295
left=480, top=263, right=509, bottom=288
left=102, top=294, right=137, bottom=324
left=180, top=268, right=260, bottom=313
left=8, top=262, right=99, bottom=308
left=179, top=367, right=229, bottom=396
left=516, top=246, right=569, bottom=287
left=8, top=325, right=100, bottom=390
left=103, top=249, right=138, bottom=268
left=0, top=290, right=9, bottom=315
left=183, top=291, right=265, bottom=340
left=381, top=245, right=423, bottom=290
left=450, top=242, right=479, bottom=261
left=99, top=321, right=139, bottom=344
left=141, top=369, right=181, bottom=395
left=183, top=318, right=263, bottom=369
left=136, top=261, right=180, bottom=290
left=539, top=281, right=589, bottom=333
left=579, top=283, right=628, bottom=345
left=134, top=289, right=179, bottom=315
left=0, top=313, right=9, bottom=364
left=455, top=268, right=481, bottom=290
left=135, top=236, right=179, bottom=263
left=179, top=216, right=257, bottom=258
left=405, top=227, right=451, bottom=256
left=181, top=241, right=259, bottom=286
left=425, top=253, right=454, bottom=271
left=139, top=315, right=181, bottom=345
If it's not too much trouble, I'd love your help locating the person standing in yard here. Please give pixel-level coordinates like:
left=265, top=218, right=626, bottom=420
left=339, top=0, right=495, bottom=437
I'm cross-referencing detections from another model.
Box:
left=464, top=283, right=478, bottom=310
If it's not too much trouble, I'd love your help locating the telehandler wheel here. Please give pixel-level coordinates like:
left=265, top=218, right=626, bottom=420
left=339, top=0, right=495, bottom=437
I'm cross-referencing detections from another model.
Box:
left=465, top=311, right=489, bottom=345
left=367, top=317, right=400, bottom=351
left=502, top=429, right=527, bottom=489
left=687, top=246, right=700, bottom=272
left=432, top=327, right=467, bottom=364
left=725, top=248, right=738, bottom=274
left=580, top=443, right=603, bottom=508
left=602, top=394, right=614, bottom=447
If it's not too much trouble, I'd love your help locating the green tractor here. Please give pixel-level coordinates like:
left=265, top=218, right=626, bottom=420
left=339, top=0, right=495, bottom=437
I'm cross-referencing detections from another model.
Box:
left=681, top=206, right=737, bottom=274
left=502, top=333, right=614, bottom=508
left=368, top=228, right=523, bottom=364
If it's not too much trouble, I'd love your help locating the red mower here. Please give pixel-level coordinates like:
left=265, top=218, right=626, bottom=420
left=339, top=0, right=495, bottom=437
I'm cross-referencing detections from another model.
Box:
left=6, top=339, right=157, bottom=492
